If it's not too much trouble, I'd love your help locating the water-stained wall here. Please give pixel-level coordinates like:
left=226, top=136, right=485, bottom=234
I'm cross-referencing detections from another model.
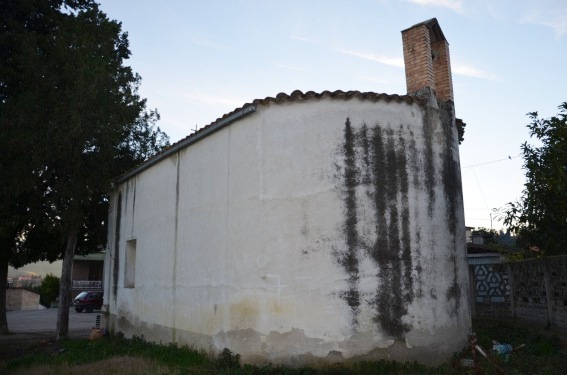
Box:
left=335, top=94, right=467, bottom=340
left=104, top=89, right=470, bottom=366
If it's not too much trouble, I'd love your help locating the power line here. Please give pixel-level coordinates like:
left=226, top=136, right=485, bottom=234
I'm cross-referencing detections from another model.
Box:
left=472, top=168, right=489, bottom=212
left=462, top=154, right=521, bottom=169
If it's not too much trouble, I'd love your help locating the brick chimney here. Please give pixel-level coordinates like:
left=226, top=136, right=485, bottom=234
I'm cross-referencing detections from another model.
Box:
left=402, top=18, right=453, bottom=102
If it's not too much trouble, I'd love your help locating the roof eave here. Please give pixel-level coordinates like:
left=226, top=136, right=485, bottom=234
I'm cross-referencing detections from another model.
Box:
left=115, top=104, right=257, bottom=184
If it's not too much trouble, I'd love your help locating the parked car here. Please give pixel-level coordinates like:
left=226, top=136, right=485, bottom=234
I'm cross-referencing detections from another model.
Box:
left=74, top=291, right=103, bottom=313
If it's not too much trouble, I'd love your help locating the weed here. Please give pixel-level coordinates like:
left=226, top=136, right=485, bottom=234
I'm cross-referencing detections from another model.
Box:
left=216, top=348, right=240, bottom=371
left=1, top=319, right=566, bottom=374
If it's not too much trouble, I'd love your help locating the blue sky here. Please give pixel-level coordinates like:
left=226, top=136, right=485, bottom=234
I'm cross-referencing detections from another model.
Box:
left=93, top=0, right=566, bottom=232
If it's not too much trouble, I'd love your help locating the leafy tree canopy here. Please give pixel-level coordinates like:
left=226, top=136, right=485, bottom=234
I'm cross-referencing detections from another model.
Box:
left=471, top=227, right=499, bottom=245
left=500, top=103, right=567, bottom=255
left=40, top=273, right=60, bottom=308
left=0, top=0, right=169, bottom=335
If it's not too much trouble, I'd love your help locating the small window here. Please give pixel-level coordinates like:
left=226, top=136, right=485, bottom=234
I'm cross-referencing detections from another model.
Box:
left=124, top=239, right=137, bottom=288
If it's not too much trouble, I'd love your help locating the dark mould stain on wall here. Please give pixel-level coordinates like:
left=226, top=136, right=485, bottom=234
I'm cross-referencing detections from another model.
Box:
left=112, top=192, right=122, bottom=300
left=439, top=100, right=464, bottom=316
left=368, top=125, right=412, bottom=337
left=338, top=118, right=361, bottom=326
left=422, top=105, right=437, bottom=216
left=337, top=117, right=415, bottom=337
left=336, top=106, right=463, bottom=337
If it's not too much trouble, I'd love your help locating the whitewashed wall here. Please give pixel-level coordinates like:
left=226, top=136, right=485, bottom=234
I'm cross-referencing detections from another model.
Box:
left=104, top=91, right=470, bottom=365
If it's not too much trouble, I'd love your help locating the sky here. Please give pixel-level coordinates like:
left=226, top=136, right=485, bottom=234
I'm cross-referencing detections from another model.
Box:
left=10, top=0, right=567, bottom=277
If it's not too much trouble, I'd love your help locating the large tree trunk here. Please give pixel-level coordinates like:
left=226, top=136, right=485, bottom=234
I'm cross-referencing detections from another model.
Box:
left=0, top=256, right=9, bottom=335
left=56, top=228, right=78, bottom=341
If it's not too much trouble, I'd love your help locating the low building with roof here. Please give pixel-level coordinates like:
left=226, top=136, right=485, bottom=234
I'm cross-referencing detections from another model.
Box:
left=6, top=288, right=41, bottom=311
left=103, top=18, right=470, bottom=365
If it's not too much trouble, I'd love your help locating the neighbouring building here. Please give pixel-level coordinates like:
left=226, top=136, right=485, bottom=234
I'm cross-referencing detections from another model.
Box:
left=72, top=252, right=104, bottom=299
left=465, top=226, right=474, bottom=243
left=6, top=288, right=41, bottom=311
left=103, top=18, right=471, bottom=365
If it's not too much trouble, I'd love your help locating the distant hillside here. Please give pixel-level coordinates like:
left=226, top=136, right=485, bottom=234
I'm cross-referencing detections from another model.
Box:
left=8, top=260, right=63, bottom=278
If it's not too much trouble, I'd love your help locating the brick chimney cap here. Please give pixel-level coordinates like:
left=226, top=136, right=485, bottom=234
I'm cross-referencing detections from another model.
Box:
left=401, top=18, right=447, bottom=43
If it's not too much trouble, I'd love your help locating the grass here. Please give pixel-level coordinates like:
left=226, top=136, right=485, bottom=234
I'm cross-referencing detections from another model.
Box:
left=1, top=319, right=565, bottom=374
left=470, top=318, right=567, bottom=375
left=0, top=333, right=209, bottom=374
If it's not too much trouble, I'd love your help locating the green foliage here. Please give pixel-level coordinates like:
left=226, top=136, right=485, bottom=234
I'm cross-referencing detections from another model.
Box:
left=472, top=227, right=500, bottom=245
left=1, top=0, right=77, bottom=266
left=39, top=273, right=60, bottom=308
left=217, top=348, right=241, bottom=371
left=0, top=0, right=169, bottom=334
left=3, top=334, right=206, bottom=372
left=472, top=318, right=566, bottom=375
left=500, top=103, right=567, bottom=255
left=1, top=321, right=566, bottom=374
left=1, top=0, right=170, bottom=261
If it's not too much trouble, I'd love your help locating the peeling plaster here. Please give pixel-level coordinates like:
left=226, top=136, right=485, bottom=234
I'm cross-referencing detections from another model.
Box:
left=108, top=311, right=467, bottom=366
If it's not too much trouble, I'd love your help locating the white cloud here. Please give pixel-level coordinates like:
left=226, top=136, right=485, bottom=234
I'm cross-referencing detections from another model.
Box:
left=354, top=75, right=391, bottom=85
left=276, top=63, right=303, bottom=71
left=338, top=49, right=404, bottom=67
left=522, top=5, right=567, bottom=37
left=339, top=48, right=497, bottom=81
left=406, top=0, right=465, bottom=14
left=291, top=35, right=314, bottom=43
left=181, top=92, right=243, bottom=108
left=452, top=64, right=498, bottom=80
left=192, top=38, right=230, bottom=50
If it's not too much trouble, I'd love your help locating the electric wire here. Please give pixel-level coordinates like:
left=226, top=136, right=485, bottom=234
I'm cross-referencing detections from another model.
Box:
left=462, top=154, right=521, bottom=169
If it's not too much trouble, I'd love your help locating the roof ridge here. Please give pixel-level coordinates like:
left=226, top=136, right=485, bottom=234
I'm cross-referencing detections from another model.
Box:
left=249, top=89, right=416, bottom=107
left=168, top=90, right=419, bottom=156
left=115, top=89, right=421, bottom=184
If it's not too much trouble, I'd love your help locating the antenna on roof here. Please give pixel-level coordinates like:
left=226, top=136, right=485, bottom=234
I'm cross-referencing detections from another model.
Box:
left=192, top=125, right=199, bottom=133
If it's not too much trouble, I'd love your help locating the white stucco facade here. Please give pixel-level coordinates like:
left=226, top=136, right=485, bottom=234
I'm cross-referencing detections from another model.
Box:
left=103, top=89, right=470, bottom=365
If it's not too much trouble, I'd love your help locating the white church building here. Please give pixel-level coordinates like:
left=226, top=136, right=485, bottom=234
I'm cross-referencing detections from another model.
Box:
left=103, top=19, right=471, bottom=365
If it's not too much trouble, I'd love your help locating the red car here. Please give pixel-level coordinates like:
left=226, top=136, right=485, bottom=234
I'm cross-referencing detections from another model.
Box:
left=74, top=291, right=103, bottom=313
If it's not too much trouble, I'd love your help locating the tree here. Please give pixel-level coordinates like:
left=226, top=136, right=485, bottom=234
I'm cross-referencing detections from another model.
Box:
left=501, top=103, right=567, bottom=255
left=40, top=274, right=60, bottom=308
left=471, top=227, right=499, bottom=245
left=0, top=0, right=76, bottom=335
left=0, top=0, right=169, bottom=336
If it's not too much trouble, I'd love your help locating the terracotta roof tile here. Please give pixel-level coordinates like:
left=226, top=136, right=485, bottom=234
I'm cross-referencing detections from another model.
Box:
left=184, top=89, right=419, bottom=143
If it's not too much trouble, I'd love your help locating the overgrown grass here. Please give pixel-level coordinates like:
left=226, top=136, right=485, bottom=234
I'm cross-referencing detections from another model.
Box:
left=1, top=333, right=209, bottom=374
left=470, top=318, right=567, bottom=375
left=1, top=319, right=566, bottom=374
